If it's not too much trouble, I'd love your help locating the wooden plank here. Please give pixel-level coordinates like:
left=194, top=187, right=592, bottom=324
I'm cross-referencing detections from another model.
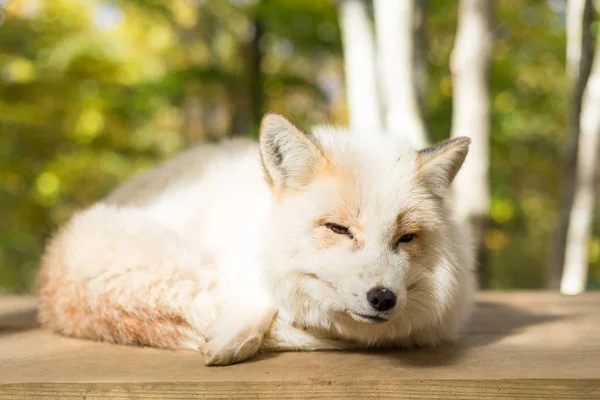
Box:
left=0, top=292, right=599, bottom=399
left=1, top=381, right=599, bottom=400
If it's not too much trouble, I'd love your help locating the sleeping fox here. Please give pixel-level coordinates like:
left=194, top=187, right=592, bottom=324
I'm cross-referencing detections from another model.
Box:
left=38, top=112, right=476, bottom=365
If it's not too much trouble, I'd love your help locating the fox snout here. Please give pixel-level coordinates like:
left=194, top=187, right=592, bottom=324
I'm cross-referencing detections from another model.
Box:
left=366, top=287, right=396, bottom=311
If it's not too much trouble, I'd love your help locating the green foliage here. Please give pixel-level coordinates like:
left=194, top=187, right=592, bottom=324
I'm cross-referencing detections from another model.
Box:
left=0, top=0, right=598, bottom=292
left=427, top=1, right=600, bottom=290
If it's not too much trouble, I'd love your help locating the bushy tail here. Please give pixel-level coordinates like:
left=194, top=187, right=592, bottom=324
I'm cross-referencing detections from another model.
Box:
left=38, top=204, right=216, bottom=350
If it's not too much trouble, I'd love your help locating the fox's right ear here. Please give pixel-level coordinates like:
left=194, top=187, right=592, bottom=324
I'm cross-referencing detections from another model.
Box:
left=259, top=112, right=326, bottom=190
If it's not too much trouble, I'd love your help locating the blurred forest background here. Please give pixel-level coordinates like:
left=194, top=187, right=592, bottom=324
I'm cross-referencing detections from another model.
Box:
left=1, top=0, right=600, bottom=293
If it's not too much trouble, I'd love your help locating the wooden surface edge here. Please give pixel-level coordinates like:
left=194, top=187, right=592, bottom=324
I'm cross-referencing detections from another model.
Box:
left=1, top=380, right=599, bottom=399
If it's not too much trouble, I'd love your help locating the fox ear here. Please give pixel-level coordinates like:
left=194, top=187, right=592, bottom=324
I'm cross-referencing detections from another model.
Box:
left=259, top=112, right=325, bottom=189
left=417, top=136, right=471, bottom=194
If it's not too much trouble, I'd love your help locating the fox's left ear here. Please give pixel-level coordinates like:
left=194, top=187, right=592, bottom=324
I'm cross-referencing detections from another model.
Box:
left=259, top=112, right=327, bottom=190
left=417, top=136, right=471, bottom=193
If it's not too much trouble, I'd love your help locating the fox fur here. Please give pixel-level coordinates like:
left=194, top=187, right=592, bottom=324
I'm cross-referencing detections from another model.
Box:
left=38, top=112, right=476, bottom=365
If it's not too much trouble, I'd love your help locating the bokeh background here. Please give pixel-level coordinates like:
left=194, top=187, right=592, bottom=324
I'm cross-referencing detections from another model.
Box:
left=1, top=0, right=599, bottom=293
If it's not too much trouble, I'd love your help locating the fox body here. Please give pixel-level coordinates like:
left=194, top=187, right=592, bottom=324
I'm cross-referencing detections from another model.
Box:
left=38, top=113, right=476, bottom=365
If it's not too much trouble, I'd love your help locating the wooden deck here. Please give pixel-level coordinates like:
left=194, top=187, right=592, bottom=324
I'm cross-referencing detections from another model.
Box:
left=0, top=292, right=599, bottom=399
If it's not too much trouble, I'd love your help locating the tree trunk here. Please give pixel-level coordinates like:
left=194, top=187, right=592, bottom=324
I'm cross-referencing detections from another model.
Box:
left=561, top=1, right=600, bottom=295
left=373, top=0, right=428, bottom=147
left=249, top=15, right=264, bottom=132
left=337, top=0, right=382, bottom=132
left=546, top=0, right=595, bottom=289
left=182, top=95, right=206, bottom=144
left=450, top=0, right=494, bottom=289
left=231, top=10, right=264, bottom=137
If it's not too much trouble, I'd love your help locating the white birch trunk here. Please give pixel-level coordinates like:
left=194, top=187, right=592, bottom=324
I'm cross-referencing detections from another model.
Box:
left=450, top=0, right=494, bottom=287
left=547, top=0, right=595, bottom=289
left=373, top=0, right=428, bottom=147
left=337, top=0, right=382, bottom=132
left=561, top=3, right=600, bottom=295
left=567, top=0, right=589, bottom=81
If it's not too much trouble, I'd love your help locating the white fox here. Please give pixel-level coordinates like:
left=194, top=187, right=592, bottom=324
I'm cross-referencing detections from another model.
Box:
left=38, top=112, right=476, bottom=365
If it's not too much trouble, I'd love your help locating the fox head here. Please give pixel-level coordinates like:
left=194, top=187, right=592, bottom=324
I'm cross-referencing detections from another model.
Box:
left=259, top=112, right=473, bottom=334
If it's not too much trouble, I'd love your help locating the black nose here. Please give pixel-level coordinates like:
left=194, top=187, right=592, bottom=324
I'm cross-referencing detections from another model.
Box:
left=367, top=288, right=396, bottom=311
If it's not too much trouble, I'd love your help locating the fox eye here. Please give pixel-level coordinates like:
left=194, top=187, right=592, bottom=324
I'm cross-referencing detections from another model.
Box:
left=325, top=223, right=353, bottom=238
left=397, top=234, right=415, bottom=245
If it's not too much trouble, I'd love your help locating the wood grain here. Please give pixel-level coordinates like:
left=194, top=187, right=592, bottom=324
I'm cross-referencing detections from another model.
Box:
left=1, top=292, right=599, bottom=399
left=1, top=381, right=599, bottom=400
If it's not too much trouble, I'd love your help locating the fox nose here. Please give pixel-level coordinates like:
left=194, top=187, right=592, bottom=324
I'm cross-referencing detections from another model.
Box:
left=367, top=287, right=396, bottom=311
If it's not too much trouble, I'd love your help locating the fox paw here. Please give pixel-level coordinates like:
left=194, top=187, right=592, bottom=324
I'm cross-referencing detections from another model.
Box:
left=203, top=327, right=264, bottom=366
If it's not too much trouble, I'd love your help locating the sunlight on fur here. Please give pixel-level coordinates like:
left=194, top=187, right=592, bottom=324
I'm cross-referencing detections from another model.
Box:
left=38, top=112, right=475, bottom=366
